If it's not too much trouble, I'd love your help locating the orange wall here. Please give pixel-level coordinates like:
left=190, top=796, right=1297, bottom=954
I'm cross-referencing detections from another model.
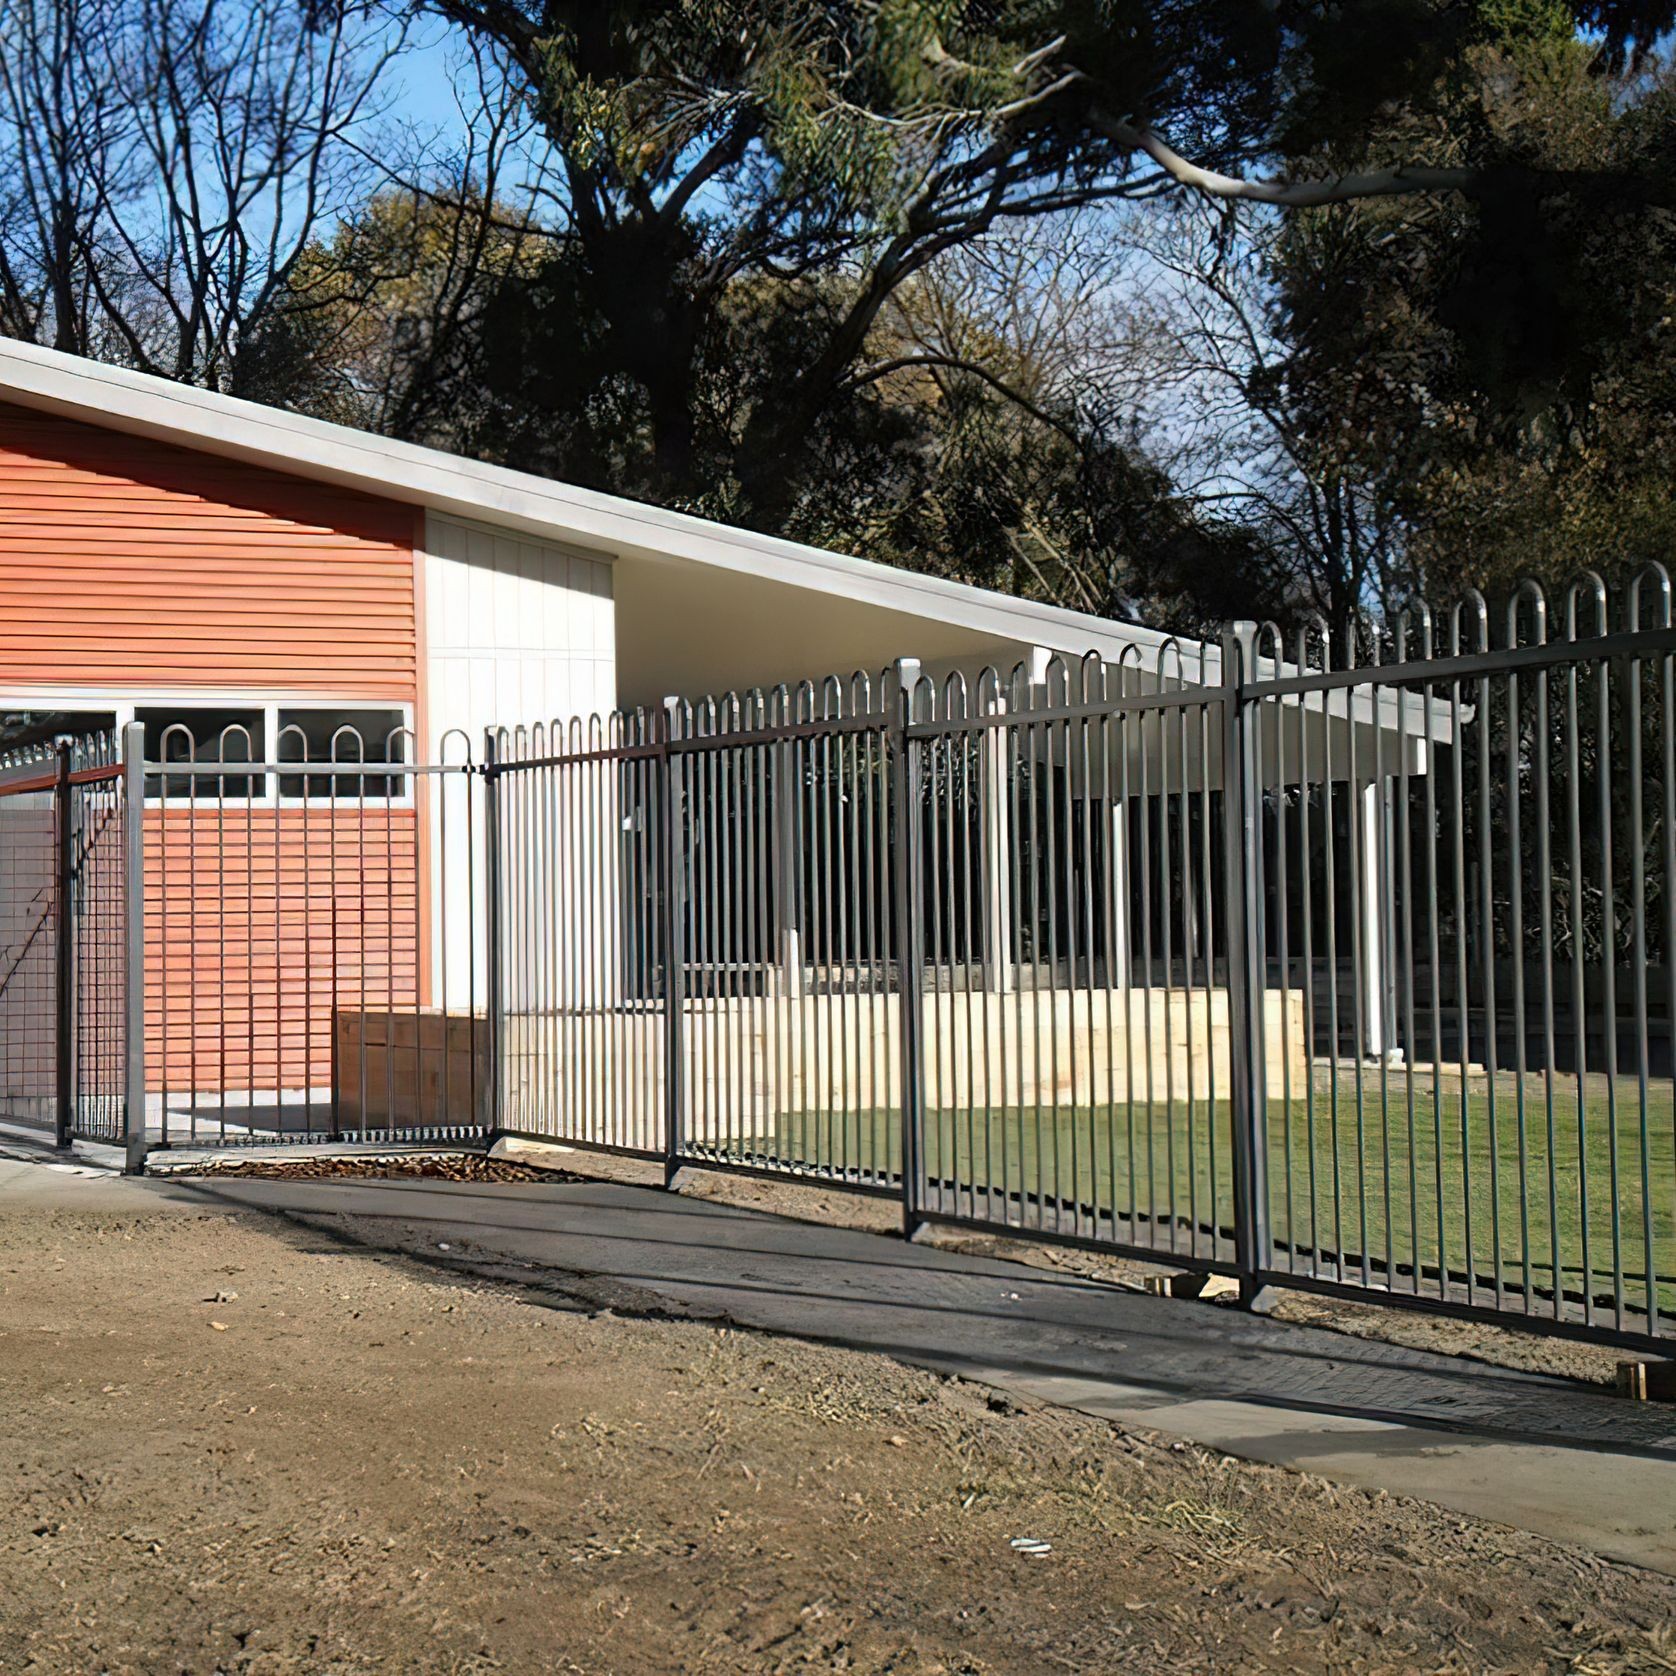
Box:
left=0, top=402, right=416, bottom=698
left=145, top=807, right=418, bottom=1099
left=0, top=402, right=428, bottom=1106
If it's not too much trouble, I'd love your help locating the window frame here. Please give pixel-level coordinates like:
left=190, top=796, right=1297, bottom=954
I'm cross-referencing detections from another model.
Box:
left=138, top=702, right=268, bottom=803
left=274, top=703, right=416, bottom=805
left=0, top=690, right=417, bottom=808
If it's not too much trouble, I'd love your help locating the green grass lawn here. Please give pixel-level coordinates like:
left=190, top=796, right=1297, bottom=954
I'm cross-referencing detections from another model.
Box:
left=751, top=1069, right=1675, bottom=1315
left=1258, top=1071, right=1674, bottom=1313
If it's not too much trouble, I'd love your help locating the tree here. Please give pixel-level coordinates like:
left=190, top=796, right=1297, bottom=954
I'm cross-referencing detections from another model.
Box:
left=8, top=0, right=1666, bottom=634
left=0, top=0, right=403, bottom=389
left=1263, top=1, right=1676, bottom=610
left=822, top=214, right=1286, bottom=630
left=1110, top=201, right=1413, bottom=642
left=431, top=187, right=1271, bottom=622
left=259, top=187, right=546, bottom=441
left=1083, top=1, right=1676, bottom=638
left=250, top=45, right=555, bottom=442
left=383, top=0, right=1672, bottom=544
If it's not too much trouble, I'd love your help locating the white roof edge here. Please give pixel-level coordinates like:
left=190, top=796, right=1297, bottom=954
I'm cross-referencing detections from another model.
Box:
left=0, top=338, right=1453, bottom=744
left=0, top=335, right=1181, bottom=667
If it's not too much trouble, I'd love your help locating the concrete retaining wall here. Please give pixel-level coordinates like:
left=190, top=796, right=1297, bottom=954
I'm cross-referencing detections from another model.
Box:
left=341, top=989, right=1308, bottom=1149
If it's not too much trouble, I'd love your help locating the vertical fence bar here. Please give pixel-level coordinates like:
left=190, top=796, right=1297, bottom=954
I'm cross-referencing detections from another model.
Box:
left=483, top=730, right=504, bottom=1136
left=1659, top=590, right=1676, bottom=1341
left=892, top=659, right=924, bottom=1236
left=123, top=722, right=147, bottom=1173
left=1221, top=623, right=1271, bottom=1301
left=53, top=740, right=73, bottom=1149
left=1297, top=626, right=1320, bottom=1273
left=661, top=700, right=686, bottom=1183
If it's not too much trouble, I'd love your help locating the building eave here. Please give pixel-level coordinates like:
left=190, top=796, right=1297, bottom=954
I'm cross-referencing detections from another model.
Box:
left=0, top=338, right=1446, bottom=746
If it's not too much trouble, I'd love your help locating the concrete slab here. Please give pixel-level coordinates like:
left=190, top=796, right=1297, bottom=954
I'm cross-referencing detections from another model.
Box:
left=0, top=1128, right=206, bottom=1212
left=145, top=1171, right=1676, bottom=1575
left=968, top=1372, right=1676, bottom=1570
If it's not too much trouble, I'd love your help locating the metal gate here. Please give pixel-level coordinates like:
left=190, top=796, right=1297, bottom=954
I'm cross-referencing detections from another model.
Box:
left=0, top=731, right=138, bottom=1161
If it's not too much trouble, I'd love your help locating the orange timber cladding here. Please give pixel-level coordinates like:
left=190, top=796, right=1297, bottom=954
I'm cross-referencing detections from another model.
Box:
left=0, top=403, right=423, bottom=1094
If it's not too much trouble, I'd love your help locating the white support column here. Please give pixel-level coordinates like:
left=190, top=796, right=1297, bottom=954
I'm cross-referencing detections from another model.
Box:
left=1358, top=777, right=1396, bottom=1061
left=1108, top=799, right=1131, bottom=991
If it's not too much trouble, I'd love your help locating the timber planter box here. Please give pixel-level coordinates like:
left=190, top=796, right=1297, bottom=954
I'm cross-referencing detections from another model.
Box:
left=334, top=1008, right=492, bottom=1130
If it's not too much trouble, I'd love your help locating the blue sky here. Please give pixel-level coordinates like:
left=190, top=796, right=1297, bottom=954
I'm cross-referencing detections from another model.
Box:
left=366, top=17, right=565, bottom=219
left=383, top=18, right=473, bottom=131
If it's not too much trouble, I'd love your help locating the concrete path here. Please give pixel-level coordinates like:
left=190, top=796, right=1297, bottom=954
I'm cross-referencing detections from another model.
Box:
left=165, top=1170, right=1676, bottom=1574
left=0, top=1131, right=203, bottom=1210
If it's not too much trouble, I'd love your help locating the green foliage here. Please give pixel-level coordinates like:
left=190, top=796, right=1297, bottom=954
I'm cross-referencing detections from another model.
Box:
left=259, top=0, right=1676, bottom=631
left=1266, top=23, right=1676, bottom=607
left=1476, top=0, right=1577, bottom=44
left=248, top=190, right=544, bottom=442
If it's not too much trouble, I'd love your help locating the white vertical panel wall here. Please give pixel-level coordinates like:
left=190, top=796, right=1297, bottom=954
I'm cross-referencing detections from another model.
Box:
left=423, top=513, right=617, bottom=1009
left=424, top=513, right=615, bottom=744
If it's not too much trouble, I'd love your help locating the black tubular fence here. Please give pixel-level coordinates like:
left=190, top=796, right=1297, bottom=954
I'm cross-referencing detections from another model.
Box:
left=4, top=569, right=1675, bottom=1349
left=0, top=730, right=134, bottom=1158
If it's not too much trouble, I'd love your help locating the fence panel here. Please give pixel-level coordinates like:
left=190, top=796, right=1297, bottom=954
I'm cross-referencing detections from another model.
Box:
left=902, top=657, right=1249, bottom=1268
left=0, top=732, right=128, bottom=1145
left=674, top=685, right=899, bottom=1189
left=494, top=713, right=668, bottom=1160
left=1247, top=577, right=1676, bottom=1343
left=142, top=726, right=484, bottom=1149
left=491, top=686, right=905, bottom=1191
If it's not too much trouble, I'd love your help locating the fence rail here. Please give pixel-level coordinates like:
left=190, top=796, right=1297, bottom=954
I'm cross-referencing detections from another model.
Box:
left=4, top=570, right=1673, bottom=1351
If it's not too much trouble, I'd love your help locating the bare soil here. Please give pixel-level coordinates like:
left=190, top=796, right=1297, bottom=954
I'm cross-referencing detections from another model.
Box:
left=4, top=1193, right=1676, bottom=1674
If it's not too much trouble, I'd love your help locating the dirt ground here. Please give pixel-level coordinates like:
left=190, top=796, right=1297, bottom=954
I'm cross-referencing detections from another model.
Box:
left=4, top=1192, right=1676, bottom=1674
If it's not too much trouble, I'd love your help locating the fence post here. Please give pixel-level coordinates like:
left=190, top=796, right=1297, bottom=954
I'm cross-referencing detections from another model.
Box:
left=1221, top=622, right=1273, bottom=1308
left=660, top=698, right=686, bottom=1187
left=52, top=739, right=73, bottom=1150
left=482, top=729, right=504, bottom=1141
left=122, top=722, right=148, bottom=1174
left=890, top=658, right=925, bottom=1238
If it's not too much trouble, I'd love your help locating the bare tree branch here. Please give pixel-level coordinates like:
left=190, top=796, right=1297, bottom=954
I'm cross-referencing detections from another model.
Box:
left=1088, top=112, right=1481, bottom=207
